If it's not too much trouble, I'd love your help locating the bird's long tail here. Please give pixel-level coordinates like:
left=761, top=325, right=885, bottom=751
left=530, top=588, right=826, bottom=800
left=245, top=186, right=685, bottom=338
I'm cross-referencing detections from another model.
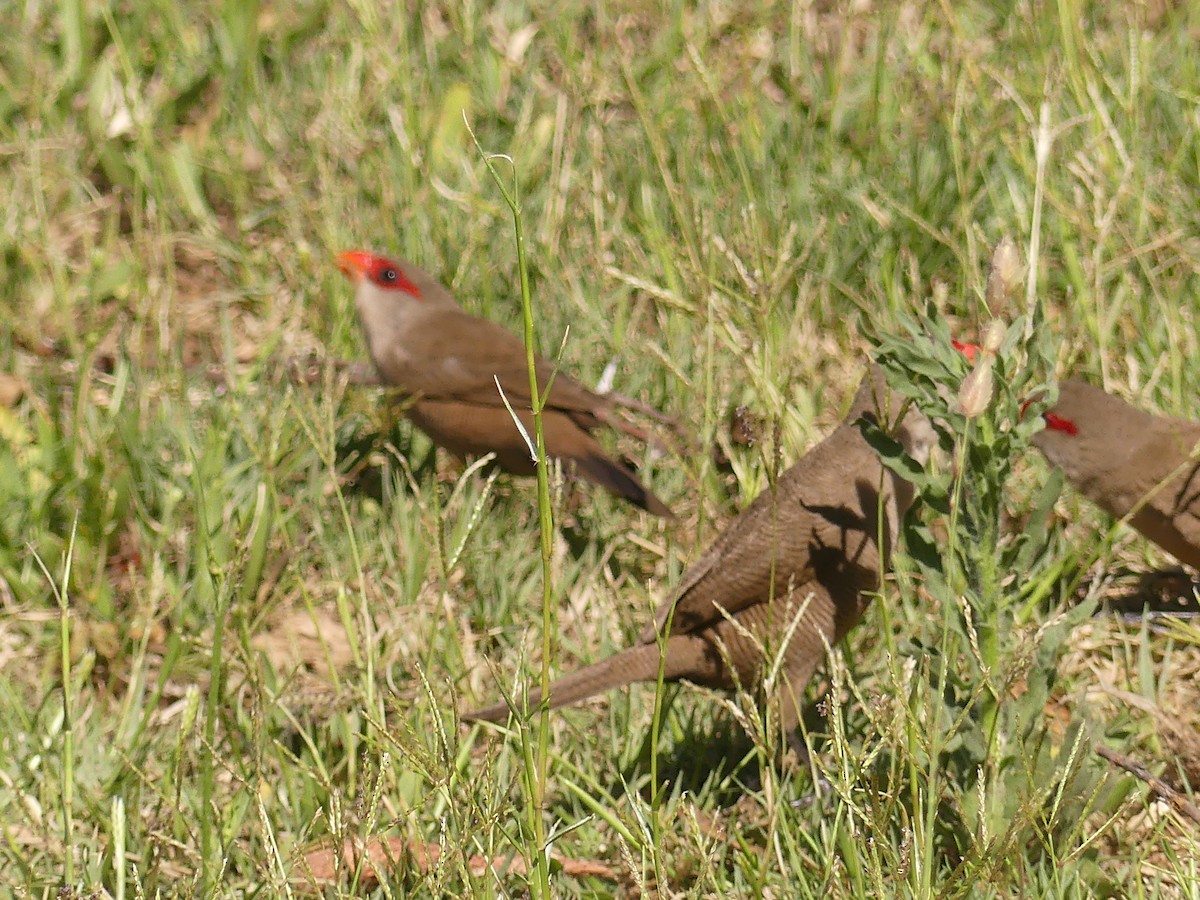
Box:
left=573, top=451, right=674, bottom=517
left=461, top=641, right=670, bottom=724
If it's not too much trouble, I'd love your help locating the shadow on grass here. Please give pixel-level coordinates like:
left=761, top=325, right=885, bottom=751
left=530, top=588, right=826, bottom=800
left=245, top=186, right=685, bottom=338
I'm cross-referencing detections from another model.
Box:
left=337, top=420, right=662, bottom=586
left=603, top=693, right=831, bottom=808
left=1096, top=567, right=1200, bottom=619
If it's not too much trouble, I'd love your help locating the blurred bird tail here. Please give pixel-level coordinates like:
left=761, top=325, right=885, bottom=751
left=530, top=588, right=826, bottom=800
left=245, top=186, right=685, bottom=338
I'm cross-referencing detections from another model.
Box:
left=574, top=453, right=674, bottom=517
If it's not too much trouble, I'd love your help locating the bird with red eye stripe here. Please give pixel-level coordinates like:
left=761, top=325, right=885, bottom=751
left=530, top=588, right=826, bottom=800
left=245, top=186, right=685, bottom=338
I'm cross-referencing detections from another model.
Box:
left=1030, top=379, right=1200, bottom=571
left=335, top=250, right=674, bottom=517
left=952, top=338, right=1200, bottom=570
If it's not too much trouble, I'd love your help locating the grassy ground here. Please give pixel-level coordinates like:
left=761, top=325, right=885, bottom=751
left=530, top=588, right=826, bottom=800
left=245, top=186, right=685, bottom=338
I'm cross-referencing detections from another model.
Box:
left=3, top=0, right=1200, bottom=895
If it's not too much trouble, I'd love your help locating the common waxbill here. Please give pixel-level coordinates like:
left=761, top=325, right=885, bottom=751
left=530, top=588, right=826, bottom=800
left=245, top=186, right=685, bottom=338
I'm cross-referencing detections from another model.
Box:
left=1033, top=379, right=1200, bottom=570
left=463, top=365, right=936, bottom=731
left=336, top=250, right=673, bottom=516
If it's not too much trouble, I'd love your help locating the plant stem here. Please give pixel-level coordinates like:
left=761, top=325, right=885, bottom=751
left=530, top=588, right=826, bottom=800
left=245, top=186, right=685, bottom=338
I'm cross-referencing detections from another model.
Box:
left=475, top=132, right=556, bottom=899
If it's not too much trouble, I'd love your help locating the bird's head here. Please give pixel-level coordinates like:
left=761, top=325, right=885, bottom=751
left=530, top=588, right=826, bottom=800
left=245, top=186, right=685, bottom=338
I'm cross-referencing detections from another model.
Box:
left=336, top=250, right=463, bottom=318
left=336, top=250, right=449, bottom=361
left=1027, top=382, right=1090, bottom=474
left=336, top=250, right=423, bottom=298
left=849, top=365, right=937, bottom=466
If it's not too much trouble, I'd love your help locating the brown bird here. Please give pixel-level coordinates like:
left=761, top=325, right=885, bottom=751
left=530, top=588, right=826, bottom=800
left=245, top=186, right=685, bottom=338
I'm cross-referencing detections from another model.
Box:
left=463, top=365, right=936, bottom=731
left=336, top=250, right=673, bottom=516
left=1032, top=379, right=1200, bottom=570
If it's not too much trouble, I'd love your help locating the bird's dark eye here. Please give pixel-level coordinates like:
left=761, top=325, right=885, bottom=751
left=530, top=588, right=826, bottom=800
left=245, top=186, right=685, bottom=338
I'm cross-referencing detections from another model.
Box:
left=381, top=268, right=398, bottom=283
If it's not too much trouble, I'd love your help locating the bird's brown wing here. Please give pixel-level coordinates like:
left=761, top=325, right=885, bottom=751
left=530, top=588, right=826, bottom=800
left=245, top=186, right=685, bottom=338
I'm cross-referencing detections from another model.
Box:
left=641, top=422, right=884, bottom=642
left=396, top=309, right=610, bottom=419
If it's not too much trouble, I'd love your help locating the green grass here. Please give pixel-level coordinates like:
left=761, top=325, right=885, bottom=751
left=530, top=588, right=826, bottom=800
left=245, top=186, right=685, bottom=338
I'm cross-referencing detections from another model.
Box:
left=3, top=0, right=1200, bottom=895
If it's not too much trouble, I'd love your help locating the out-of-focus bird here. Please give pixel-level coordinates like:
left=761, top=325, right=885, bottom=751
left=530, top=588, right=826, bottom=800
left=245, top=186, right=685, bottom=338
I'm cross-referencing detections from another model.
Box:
left=336, top=250, right=673, bottom=516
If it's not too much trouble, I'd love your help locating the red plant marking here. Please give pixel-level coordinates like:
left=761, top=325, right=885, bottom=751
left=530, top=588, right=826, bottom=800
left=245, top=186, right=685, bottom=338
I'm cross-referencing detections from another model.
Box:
left=951, top=339, right=980, bottom=363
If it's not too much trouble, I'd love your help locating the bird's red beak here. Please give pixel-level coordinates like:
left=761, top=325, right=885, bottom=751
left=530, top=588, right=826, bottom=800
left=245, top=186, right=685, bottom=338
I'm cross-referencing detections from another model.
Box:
left=336, top=250, right=373, bottom=281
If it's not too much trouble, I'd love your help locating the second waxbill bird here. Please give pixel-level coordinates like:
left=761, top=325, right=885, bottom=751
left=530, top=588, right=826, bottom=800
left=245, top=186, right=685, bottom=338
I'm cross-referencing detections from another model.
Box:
left=336, top=250, right=673, bottom=516
left=462, top=365, right=936, bottom=732
left=1033, top=379, right=1200, bottom=570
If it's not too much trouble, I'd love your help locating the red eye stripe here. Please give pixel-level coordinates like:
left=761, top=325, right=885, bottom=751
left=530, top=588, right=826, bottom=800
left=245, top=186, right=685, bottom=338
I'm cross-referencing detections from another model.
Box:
left=1019, top=398, right=1080, bottom=436
left=366, top=261, right=421, bottom=297
left=336, top=250, right=423, bottom=299
left=1043, top=411, right=1080, bottom=435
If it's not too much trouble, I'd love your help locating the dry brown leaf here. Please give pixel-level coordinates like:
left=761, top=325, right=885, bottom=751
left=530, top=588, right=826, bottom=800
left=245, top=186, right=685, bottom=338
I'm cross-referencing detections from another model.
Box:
left=252, top=605, right=356, bottom=677
left=0, top=373, right=25, bottom=407
left=293, top=836, right=619, bottom=890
